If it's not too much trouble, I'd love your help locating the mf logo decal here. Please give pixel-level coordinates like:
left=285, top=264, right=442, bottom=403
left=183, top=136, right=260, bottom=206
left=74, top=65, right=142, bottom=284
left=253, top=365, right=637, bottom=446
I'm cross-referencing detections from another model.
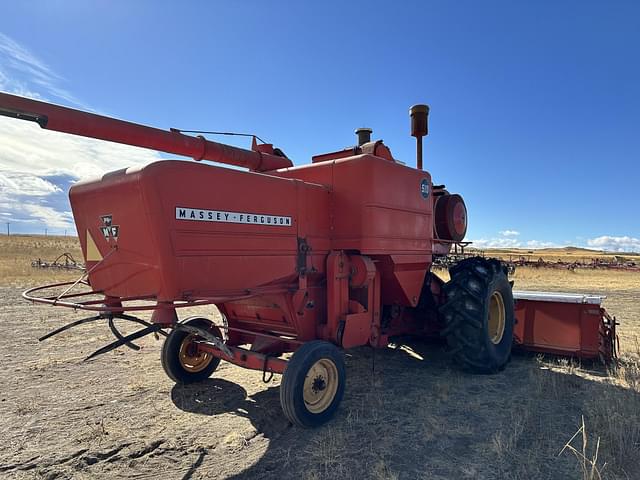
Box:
left=420, top=179, right=430, bottom=199
left=99, top=214, right=119, bottom=240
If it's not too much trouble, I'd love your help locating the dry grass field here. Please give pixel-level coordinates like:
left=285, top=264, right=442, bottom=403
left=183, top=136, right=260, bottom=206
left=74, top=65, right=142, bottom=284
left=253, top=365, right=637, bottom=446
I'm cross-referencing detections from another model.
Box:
left=474, top=246, right=640, bottom=264
left=0, top=235, right=83, bottom=287
left=0, top=236, right=638, bottom=479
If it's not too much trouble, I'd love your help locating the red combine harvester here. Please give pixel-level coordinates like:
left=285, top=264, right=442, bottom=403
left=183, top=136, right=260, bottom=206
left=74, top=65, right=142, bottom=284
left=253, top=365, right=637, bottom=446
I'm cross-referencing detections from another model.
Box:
left=0, top=92, right=618, bottom=427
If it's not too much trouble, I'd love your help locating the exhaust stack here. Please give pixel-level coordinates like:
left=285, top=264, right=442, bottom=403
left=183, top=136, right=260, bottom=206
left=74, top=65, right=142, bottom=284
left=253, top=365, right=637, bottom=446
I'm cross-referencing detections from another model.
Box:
left=409, top=104, right=429, bottom=170
left=355, top=127, right=372, bottom=146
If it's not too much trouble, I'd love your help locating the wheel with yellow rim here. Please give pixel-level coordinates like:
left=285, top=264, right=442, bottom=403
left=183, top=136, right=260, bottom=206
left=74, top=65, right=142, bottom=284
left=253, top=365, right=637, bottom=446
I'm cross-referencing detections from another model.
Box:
left=440, top=257, right=514, bottom=373
left=161, top=317, right=222, bottom=384
left=280, top=340, right=346, bottom=428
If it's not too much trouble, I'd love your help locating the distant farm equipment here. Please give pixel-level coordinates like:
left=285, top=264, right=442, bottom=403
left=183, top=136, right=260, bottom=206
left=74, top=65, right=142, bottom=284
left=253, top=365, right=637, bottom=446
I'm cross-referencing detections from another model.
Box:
left=31, top=252, right=84, bottom=271
left=506, top=255, right=639, bottom=272
left=434, top=251, right=640, bottom=273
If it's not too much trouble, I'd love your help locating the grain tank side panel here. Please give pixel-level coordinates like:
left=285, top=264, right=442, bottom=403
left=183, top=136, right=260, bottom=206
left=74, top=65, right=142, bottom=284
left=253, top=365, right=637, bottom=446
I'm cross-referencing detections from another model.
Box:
left=214, top=169, right=332, bottom=342
left=147, top=161, right=299, bottom=299
left=276, top=154, right=433, bottom=307
left=70, top=167, right=164, bottom=299
left=331, top=155, right=433, bottom=255
left=331, top=155, right=433, bottom=307
left=70, top=160, right=330, bottom=302
left=276, top=155, right=433, bottom=253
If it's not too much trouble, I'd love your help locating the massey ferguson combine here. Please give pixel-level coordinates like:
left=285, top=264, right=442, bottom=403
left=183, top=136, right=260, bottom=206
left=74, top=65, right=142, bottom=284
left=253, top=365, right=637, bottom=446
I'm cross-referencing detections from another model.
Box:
left=0, top=92, right=618, bottom=427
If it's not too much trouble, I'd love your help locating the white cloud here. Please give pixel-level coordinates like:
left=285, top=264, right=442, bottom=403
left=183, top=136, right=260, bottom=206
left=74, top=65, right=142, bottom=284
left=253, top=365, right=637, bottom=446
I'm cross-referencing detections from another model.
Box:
left=0, top=33, right=161, bottom=232
left=586, top=236, right=640, bottom=253
left=0, top=171, right=61, bottom=196
left=0, top=31, right=160, bottom=181
left=525, top=240, right=557, bottom=249
left=468, top=237, right=522, bottom=249
left=469, top=233, right=558, bottom=250
left=0, top=117, right=161, bottom=179
left=22, top=204, right=74, bottom=229
left=0, top=32, right=80, bottom=107
left=1, top=203, right=74, bottom=230
left=471, top=234, right=640, bottom=252
left=0, top=32, right=57, bottom=82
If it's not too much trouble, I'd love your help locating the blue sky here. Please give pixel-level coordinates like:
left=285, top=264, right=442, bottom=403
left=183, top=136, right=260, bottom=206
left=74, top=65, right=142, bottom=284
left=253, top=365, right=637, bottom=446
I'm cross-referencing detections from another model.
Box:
left=1, top=1, right=639, bottom=251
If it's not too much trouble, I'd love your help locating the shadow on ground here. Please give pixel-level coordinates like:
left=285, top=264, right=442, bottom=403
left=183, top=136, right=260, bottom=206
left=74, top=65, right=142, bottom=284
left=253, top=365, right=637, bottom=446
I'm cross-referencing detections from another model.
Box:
left=172, top=379, right=288, bottom=441
left=170, top=341, right=640, bottom=480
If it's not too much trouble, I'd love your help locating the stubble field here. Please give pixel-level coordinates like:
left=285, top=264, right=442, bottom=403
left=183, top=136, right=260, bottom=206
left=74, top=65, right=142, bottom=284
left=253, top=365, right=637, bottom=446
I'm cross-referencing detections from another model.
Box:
left=0, top=236, right=638, bottom=479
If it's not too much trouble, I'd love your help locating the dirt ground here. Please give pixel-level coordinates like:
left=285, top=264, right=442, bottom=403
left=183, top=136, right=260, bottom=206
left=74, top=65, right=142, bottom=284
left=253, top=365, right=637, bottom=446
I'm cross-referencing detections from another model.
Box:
left=1, top=238, right=639, bottom=479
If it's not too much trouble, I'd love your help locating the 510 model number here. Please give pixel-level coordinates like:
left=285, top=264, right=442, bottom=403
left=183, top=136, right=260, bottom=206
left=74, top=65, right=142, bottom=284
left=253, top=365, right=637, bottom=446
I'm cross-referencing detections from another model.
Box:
left=176, top=207, right=292, bottom=226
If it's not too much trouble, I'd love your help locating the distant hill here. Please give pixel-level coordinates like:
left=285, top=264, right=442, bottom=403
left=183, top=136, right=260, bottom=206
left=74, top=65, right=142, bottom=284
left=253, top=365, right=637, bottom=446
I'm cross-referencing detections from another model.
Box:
left=466, top=245, right=639, bottom=259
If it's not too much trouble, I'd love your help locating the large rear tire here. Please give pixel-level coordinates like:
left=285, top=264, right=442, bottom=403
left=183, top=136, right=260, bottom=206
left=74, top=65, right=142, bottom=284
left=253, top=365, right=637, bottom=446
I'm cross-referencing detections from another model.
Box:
left=280, top=340, right=346, bottom=428
left=439, top=257, right=514, bottom=373
left=161, top=317, right=222, bottom=384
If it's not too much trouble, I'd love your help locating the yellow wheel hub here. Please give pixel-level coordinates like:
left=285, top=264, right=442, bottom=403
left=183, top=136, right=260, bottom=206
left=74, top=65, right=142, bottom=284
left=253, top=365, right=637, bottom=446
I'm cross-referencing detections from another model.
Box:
left=178, top=334, right=213, bottom=373
left=488, top=291, right=506, bottom=344
left=303, top=359, right=339, bottom=414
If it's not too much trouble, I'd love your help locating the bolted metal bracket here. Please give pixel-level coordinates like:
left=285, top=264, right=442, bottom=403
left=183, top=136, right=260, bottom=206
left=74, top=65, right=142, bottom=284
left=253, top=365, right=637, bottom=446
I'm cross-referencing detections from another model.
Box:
left=296, top=237, right=311, bottom=276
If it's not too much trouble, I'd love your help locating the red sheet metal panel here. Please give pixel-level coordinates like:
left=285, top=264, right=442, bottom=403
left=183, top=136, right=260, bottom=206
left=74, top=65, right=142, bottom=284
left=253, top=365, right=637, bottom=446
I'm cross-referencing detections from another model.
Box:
left=276, top=154, right=433, bottom=307
left=280, top=154, right=432, bottom=255
left=512, top=292, right=615, bottom=360
left=70, top=160, right=330, bottom=301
